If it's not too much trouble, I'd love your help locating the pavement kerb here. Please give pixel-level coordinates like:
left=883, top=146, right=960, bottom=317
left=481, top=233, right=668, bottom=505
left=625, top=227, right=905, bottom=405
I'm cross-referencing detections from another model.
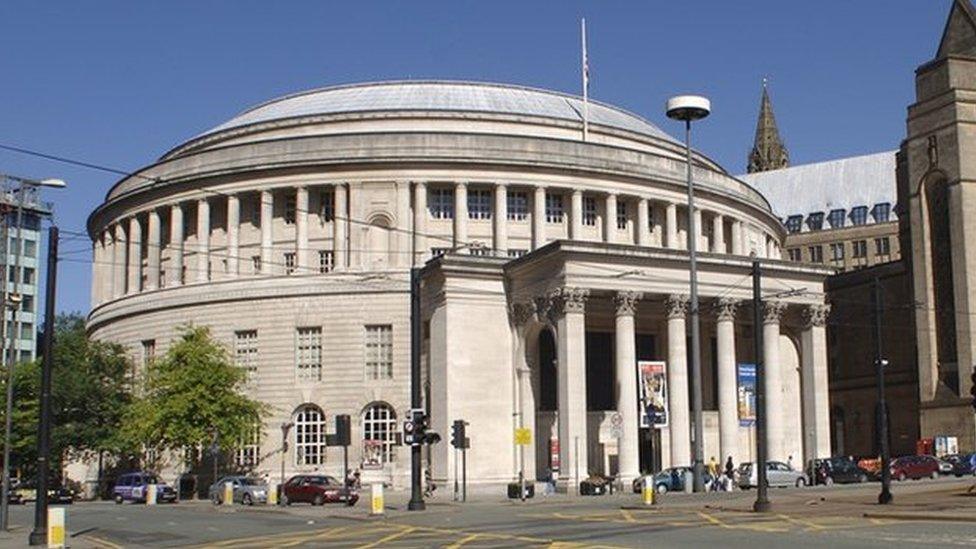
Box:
left=862, top=512, right=976, bottom=523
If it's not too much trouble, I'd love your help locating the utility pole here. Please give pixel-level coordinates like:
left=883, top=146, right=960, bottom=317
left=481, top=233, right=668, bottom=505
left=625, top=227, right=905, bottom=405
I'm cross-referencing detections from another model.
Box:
left=752, top=256, right=770, bottom=513
left=28, top=226, right=57, bottom=546
left=0, top=203, right=11, bottom=532
left=874, top=277, right=892, bottom=505
left=408, top=267, right=425, bottom=511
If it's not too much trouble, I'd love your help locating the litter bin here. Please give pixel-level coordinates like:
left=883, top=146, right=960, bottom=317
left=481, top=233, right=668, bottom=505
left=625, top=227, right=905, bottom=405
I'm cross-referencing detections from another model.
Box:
left=507, top=482, right=535, bottom=499
left=579, top=479, right=607, bottom=496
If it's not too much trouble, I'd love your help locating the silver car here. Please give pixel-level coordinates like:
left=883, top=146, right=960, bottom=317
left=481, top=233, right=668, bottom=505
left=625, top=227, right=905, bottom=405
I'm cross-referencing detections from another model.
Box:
left=208, top=476, right=269, bottom=505
left=738, top=461, right=808, bottom=489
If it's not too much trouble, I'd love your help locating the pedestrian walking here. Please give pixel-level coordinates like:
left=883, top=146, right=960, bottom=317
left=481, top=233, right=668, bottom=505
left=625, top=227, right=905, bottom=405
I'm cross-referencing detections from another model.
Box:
left=707, top=457, right=719, bottom=491
left=724, top=456, right=735, bottom=491
left=787, top=455, right=795, bottom=470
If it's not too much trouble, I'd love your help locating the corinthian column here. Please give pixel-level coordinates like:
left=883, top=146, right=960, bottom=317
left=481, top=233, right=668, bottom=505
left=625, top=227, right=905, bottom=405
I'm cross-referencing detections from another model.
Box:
left=146, top=209, right=161, bottom=290
left=533, top=186, right=546, bottom=250
left=260, top=190, right=273, bottom=275
left=763, top=300, right=787, bottom=462
left=413, top=182, right=427, bottom=266
left=170, top=204, right=184, bottom=286
left=295, top=186, right=309, bottom=272
left=604, top=193, right=617, bottom=244
left=614, top=291, right=642, bottom=483
left=113, top=223, right=126, bottom=298
left=570, top=189, right=583, bottom=240
left=802, top=303, right=831, bottom=463
left=127, top=216, right=141, bottom=293
left=454, top=182, right=468, bottom=249
left=196, top=198, right=210, bottom=282
left=715, top=298, right=739, bottom=464
left=665, top=202, right=678, bottom=249
left=494, top=183, right=508, bottom=255
left=549, top=286, right=589, bottom=489
left=636, top=198, right=649, bottom=247
left=226, top=194, right=239, bottom=277
left=666, top=294, right=691, bottom=466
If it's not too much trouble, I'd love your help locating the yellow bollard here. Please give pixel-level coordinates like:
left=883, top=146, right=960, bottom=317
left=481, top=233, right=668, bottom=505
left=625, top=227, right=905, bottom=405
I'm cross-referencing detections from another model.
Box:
left=267, top=485, right=278, bottom=506
left=224, top=481, right=234, bottom=506
left=146, top=484, right=157, bottom=506
left=642, top=476, right=655, bottom=506
left=370, top=483, right=384, bottom=516
left=47, top=506, right=65, bottom=548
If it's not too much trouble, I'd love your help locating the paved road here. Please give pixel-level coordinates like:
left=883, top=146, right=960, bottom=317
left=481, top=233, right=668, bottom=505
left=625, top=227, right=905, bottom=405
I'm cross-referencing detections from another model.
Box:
left=2, top=476, right=975, bottom=548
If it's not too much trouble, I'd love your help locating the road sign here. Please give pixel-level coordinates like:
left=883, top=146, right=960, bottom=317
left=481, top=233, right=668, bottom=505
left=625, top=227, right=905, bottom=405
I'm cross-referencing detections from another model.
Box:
left=514, top=428, right=532, bottom=446
left=610, top=427, right=622, bottom=439
left=610, top=413, right=623, bottom=426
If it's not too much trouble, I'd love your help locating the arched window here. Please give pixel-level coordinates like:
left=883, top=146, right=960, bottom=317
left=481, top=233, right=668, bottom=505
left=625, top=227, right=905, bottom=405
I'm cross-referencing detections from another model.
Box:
left=294, top=405, right=325, bottom=466
left=362, top=403, right=397, bottom=466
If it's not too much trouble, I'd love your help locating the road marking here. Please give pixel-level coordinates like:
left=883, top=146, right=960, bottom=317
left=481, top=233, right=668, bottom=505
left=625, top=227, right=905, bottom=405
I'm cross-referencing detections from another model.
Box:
left=777, top=513, right=825, bottom=531
left=619, top=509, right=637, bottom=523
left=82, top=534, right=124, bottom=549
left=445, top=533, right=482, bottom=548
left=355, top=525, right=417, bottom=548
left=697, top=511, right=732, bottom=529
left=279, top=526, right=349, bottom=547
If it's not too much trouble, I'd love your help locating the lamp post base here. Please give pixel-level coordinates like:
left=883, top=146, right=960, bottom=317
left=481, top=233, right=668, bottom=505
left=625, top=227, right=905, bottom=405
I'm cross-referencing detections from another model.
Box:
left=407, top=499, right=426, bottom=511
left=878, top=489, right=892, bottom=505
left=753, top=499, right=771, bottom=513
left=28, top=529, right=46, bottom=546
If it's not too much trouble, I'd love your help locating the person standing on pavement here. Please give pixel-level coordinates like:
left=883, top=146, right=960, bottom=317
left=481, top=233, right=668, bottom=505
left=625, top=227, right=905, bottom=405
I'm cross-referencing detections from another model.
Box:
left=725, top=456, right=735, bottom=491
left=787, top=455, right=795, bottom=470
left=707, top=457, right=719, bottom=491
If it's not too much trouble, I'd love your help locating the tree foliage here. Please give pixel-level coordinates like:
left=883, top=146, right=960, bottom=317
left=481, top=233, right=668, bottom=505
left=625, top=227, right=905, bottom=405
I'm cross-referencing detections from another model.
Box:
left=120, top=325, right=267, bottom=466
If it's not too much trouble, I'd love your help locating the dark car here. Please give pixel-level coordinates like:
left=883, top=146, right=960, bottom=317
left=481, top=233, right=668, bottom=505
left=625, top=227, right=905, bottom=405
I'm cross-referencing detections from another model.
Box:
left=943, top=453, right=976, bottom=477
left=281, top=475, right=358, bottom=506
left=815, top=457, right=870, bottom=485
left=631, top=467, right=715, bottom=494
left=11, top=480, right=74, bottom=504
left=890, top=455, right=941, bottom=481
left=113, top=472, right=178, bottom=504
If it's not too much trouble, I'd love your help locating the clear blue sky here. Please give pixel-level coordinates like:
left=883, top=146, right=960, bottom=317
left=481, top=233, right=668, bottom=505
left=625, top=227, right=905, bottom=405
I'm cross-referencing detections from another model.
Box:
left=0, top=1, right=949, bottom=315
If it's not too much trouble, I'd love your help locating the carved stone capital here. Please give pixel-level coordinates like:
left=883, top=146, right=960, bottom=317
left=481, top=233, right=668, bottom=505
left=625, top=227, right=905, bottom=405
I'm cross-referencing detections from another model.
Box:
left=803, top=303, right=831, bottom=329
left=762, top=300, right=787, bottom=324
left=613, top=291, right=643, bottom=317
left=665, top=294, right=689, bottom=320
left=715, top=297, right=739, bottom=322
left=508, top=301, right=535, bottom=327
left=546, top=286, right=590, bottom=318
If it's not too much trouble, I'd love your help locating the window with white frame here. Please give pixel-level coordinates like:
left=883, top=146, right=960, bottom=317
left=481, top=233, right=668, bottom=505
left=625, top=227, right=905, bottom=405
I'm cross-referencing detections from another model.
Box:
left=296, top=327, right=322, bottom=382
left=582, top=196, right=597, bottom=226
left=234, top=330, right=258, bottom=380
left=362, top=402, right=398, bottom=465
left=468, top=189, right=491, bottom=220
left=320, top=189, right=335, bottom=222
left=365, top=325, right=393, bottom=380
left=294, top=405, right=325, bottom=466
left=507, top=249, right=527, bottom=258
left=849, top=206, right=869, bottom=226
left=827, top=209, right=846, bottom=229
left=616, top=201, right=628, bottom=230
left=284, top=252, right=296, bottom=275
left=319, top=250, right=334, bottom=273
left=545, top=192, right=564, bottom=223
left=285, top=195, right=296, bottom=225
left=429, top=188, right=454, bottom=219
left=235, top=424, right=261, bottom=468
left=872, top=203, right=891, bottom=223
left=507, top=192, right=528, bottom=221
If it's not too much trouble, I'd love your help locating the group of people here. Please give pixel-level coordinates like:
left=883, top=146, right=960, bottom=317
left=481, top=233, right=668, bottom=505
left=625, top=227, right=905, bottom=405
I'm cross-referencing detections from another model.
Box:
left=706, top=456, right=738, bottom=491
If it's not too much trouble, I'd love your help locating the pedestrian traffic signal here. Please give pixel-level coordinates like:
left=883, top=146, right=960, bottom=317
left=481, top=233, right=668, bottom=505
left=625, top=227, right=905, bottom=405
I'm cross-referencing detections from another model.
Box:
left=403, top=409, right=425, bottom=446
left=451, top=420, right=466, bottom=449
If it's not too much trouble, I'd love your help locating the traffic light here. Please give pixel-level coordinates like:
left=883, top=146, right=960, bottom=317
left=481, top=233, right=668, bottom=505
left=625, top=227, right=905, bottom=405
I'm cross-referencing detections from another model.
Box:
left=970, top=372, right=976, bottom=411
left=451, top=420, right=466, bottom=449
left=403, top=409, right=424, bottom=446
left=335, top=414, right=351, bottom=447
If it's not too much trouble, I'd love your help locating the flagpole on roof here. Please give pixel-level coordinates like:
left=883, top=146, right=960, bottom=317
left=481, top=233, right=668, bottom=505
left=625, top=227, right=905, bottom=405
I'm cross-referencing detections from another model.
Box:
left=581, top=17, right=589, bottom=142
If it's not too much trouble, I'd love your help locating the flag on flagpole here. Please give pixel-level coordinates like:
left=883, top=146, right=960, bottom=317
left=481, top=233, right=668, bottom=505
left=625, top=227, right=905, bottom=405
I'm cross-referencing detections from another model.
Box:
left=581, top=18, right=589, bottom=141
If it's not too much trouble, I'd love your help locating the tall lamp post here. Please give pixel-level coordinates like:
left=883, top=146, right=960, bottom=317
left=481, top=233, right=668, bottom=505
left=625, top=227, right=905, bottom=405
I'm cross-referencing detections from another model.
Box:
left=666, top=95, right=711, bottom=492
left=0, top=174, right=64, bottom=534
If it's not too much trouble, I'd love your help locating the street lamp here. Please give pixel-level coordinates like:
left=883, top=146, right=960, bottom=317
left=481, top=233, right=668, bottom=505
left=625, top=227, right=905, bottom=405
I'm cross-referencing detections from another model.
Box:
left=279, top=421, right=293, bottom=505
left=0, top=174, right=65, bottom=534
left=666, top=95, right=711, bottom=493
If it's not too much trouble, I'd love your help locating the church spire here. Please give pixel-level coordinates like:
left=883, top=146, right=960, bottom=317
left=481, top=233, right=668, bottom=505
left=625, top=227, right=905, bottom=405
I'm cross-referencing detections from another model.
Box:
left=747, top=79, right=789, bottom=173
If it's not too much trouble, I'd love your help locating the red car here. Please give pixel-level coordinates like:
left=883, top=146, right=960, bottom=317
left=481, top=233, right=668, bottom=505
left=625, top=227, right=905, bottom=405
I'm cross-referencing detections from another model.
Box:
left=890, top=455, right=941, bottom=481
left=281, top=475, right=358, bottom=506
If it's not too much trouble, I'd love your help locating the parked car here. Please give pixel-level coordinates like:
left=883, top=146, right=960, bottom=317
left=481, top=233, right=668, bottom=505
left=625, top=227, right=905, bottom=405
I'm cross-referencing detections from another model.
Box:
left=281, top=475, right=358, bottom=506
left=11, top=480, right=75, bottom=504
left=113, top=472, right=178, bottom=504
left=208, top=476, right=269, bottom=505
left=937, top=458, right=954, bottom=475
left=738, top=461, right=808, bottom=489
left=817, top=457, right=870, bottom=485
left=943, top=453, right=976, bottom=477
left=631, top=467, right=715, bottom=494
left=856, top=457, right=882, bottom=478
left=889, top=455, right=941, bottom=481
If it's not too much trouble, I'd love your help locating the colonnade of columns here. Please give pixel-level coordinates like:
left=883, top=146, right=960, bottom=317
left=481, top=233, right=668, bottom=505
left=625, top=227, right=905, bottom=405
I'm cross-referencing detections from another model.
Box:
left=518, top=287, right=830, bottom=484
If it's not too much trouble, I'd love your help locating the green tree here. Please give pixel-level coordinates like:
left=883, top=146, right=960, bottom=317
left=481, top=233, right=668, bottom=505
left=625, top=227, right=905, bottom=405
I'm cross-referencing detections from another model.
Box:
left=120, top=325, right=267, bottom=471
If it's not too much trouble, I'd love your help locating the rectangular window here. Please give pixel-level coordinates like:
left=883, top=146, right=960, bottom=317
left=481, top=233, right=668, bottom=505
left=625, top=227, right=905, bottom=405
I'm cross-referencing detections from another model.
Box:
left=319, top=250, right=334, bottom=273
left=285, top=195, right=296, bottom=225
left=235, top=425, right=261, bottom=468
left=20, top=323, right=32, bottom=340
left=875, top=237, right=891, bottom=256
left=872, top=203, right=891, bottom=223
left=852, top=240, right=868, bottom=258
left=429, top=188, right=454, bottom=220
left=582, top=196, right=597, bottom=226
left=507, top=249, right=527, bottom=258
left=806, top=212, right=824, bottom=231
left=785, top=215, right=803, bottom=234
left=284, top=252, right=296, bottom=275
left=827, top=209, right=846, bottom=229
left=251, top=255, right=262, bottom=274
left=787, top=248, right=801, bottom=262
left=365, top=325, right=393, bottom=380
left=21, top=295, right=33, bottom=314
left=616, top=201, right=628, bottom=230
left=234, top=330, right=259, bottom=381
left=830, top=242, right=845, bottom=262
left=808, top=245, right=823, bottom=263
left=296, top=327, right=322, bottom=382
left=467, top=189, right=491, bottom=220
left=507, top=192, right=528, bottom=221
left=23, top=240, right=36, bottom=258
left=141, top=339, right=155, bottom=369
left=470, top=247, right=491, bottom=256
left=850, top=206, right=869, bottom=226
left=431, top=247, right=450, bottom=257
left=320, top=189, right=335, bottom=222
left=545, top=192, right=564, bottom=223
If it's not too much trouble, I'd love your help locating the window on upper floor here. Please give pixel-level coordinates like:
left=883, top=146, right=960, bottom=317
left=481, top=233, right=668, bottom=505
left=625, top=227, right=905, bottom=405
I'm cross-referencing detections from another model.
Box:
left=850, top=206, right=868, bottom=226
left=808, top=245, right=824, bottom=263
left=285, top=195, right=297, bottom=225
left=507, top=249, right=527, bottom=258
left=827, top=209, right=846, bottom=229
left=23, top=240, right=36, bottom=258
left=284, top=252, right=296, bottom=275
left=616, top=201, right=628, bottom=230
left=872, top=203, right=891, bottom=223
left=785, top=215, right=803, bottom=234
left=582, top=196, right=597, bottom=226
left=431, top=247, right=450, bottom=257
left=830, top=242, right=845, bottom=262
left=507, top=192, right=528, bottom=221
left=545, top=193, right=564, bottom=223
left=141, top=339, right=155, bottom=369
left=21, top=295, right=33, bottom=314
left=319, top=250, right=334, bottom=273
left=296, top=327, right=322, bottom=382
left=787, top=248, right=802, bottom=262
left=320, top=189, right=335, bottom=223
left=806, top=212, right=825, bottom=231
left=875, top=237, right=891, bottom=256
left=234, top=330, right=259, bottom=381
left=468, top=189, right=491, bottom=220
left=294, top=405, right=325, bottom=466
left=251, top=255, right=261, bottom=274
left=365, top=325, right=393, bottom=380
left=429, top=188, right=454, bottom=220
left=852, top=239, right=868, bottom=258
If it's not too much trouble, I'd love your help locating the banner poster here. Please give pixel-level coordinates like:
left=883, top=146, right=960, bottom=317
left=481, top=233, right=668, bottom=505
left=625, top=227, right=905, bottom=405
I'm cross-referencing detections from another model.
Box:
left=638, top=360, right=668, bottom=429
left=737, top=363, right=757, bottom=426
left=362, top=440, right=383, bottom=470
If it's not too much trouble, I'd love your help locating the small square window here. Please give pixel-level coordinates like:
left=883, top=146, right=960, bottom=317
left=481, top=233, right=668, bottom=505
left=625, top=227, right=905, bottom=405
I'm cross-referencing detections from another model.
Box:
left=319, top=250, right=334, bottom=273
left=830, top=242, right=845, bottom=262
left=429, top=189, right=454, bottom=220
left=875, top=237, right=891, bottom=256
left=806, top=212, right=824, bottom=231
left=852, top=240, right=867, bottom=258
left=827, top=209, right=846, bottom=229
left=787, top=248, right=801, bottom=262
left=850, top=206, right=868, bottom=226
left=872, top=203, right=891, bottom=223
left=507, top=249, right=527, bottom=258
left=785, top=216, right=803, bottom=234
